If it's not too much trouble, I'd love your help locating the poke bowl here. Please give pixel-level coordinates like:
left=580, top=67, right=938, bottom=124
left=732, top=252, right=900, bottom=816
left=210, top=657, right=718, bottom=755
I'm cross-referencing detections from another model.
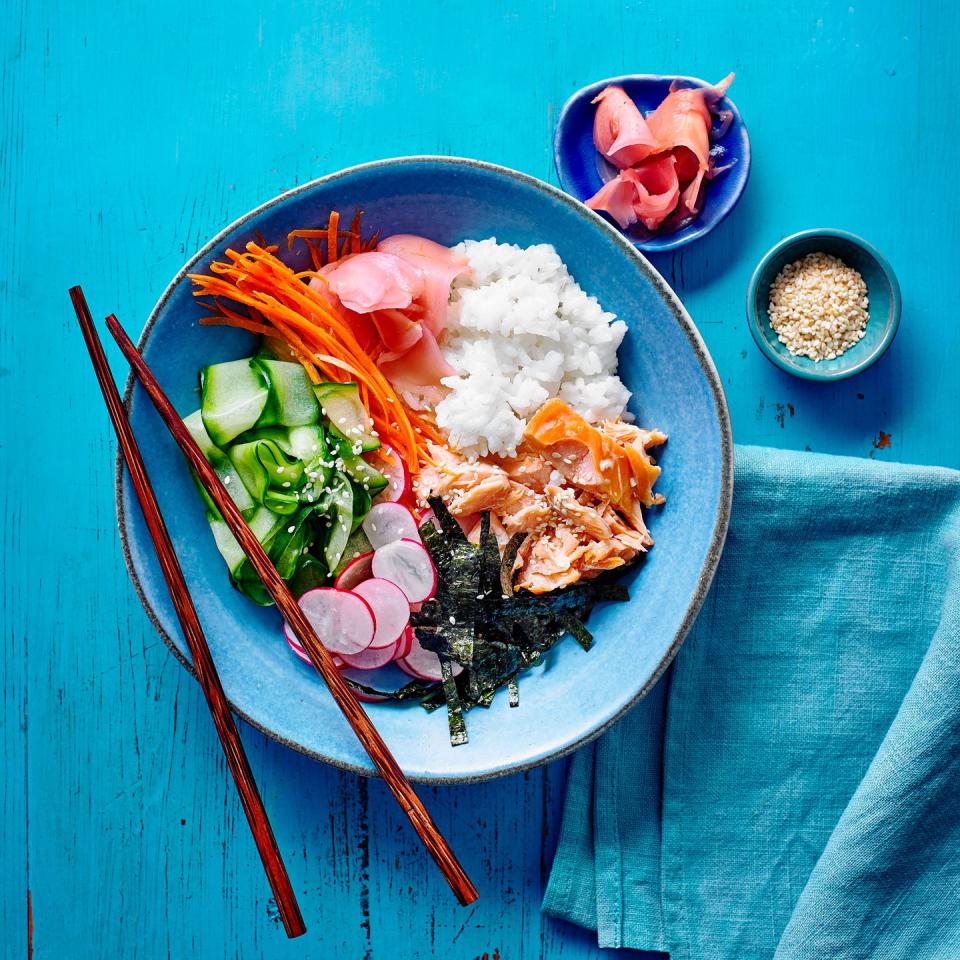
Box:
left=117, top=156, right=732, bottom=782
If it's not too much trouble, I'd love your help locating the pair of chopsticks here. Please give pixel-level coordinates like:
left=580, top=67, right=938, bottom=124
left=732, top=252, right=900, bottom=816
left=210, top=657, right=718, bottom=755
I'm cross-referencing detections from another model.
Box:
left=70, top=287, right=478, bottom=938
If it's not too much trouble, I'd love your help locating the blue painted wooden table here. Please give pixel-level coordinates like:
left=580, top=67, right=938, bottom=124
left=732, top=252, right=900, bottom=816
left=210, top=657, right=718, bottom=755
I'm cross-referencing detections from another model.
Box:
left=5, top=2, right=959, bottom=957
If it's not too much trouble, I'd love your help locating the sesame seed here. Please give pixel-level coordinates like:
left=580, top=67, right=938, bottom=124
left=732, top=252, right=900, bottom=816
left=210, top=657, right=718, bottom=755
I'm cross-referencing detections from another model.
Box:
left=223, top=475, right=231, bottom=484
left=768, top=252, right=869, bottom=361
left=281, top=481, right=291, bottom=488
left=287, top=525, right=295, bottom=533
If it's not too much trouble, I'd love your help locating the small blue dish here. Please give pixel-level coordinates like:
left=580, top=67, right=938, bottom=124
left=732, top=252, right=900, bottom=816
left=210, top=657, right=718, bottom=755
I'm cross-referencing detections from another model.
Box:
left=747, top=228, right=901, bottom=381
left=116, top=157, right=732, bottom=782
left=554, top=74, right=750, bottom=253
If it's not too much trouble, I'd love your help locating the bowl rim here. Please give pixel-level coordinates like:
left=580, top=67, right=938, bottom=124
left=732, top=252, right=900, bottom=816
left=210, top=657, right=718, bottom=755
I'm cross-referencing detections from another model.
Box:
left=746, top=227, right=902, bottom=382
left=553, top=73, right=752, bottom=253
left=115, top=155, right=734, bottom=783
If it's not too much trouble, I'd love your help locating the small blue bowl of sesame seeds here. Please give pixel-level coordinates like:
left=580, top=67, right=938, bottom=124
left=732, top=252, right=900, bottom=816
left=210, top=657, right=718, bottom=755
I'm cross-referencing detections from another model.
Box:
left=747, top=228, right=901, bottom=381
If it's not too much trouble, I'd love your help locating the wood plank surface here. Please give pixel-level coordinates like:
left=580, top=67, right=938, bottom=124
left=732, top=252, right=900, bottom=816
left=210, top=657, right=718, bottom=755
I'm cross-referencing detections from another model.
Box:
left=3, top=1, right=958, bottom=957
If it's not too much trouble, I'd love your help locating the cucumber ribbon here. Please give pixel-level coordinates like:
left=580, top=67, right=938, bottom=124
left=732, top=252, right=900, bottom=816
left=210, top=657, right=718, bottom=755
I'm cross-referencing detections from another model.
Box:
left=185, top=353, right=387, bottom=604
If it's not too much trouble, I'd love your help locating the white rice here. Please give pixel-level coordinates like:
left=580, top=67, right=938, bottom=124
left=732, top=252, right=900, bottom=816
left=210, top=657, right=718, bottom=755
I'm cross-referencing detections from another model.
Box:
left=435, top=238, right=631, bottom=458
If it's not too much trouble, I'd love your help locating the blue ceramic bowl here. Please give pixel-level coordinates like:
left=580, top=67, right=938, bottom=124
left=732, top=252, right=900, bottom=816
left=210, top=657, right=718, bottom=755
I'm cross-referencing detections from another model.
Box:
left=117, top=157, right=732, bottom=782
left=554, top=74, right=750, bottom=253
left=747, top=229, right=901, bottom=380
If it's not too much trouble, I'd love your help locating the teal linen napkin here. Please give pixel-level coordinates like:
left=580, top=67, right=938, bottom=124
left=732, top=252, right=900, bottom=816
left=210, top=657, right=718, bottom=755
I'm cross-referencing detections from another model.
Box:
left=543, top=445, right=960, bottom=959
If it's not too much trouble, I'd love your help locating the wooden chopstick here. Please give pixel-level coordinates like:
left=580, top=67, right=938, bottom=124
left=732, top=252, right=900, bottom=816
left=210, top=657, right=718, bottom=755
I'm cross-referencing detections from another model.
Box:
left=104, top=312, right=480, bottom=908
left=69, top=288, right=307, bottom=938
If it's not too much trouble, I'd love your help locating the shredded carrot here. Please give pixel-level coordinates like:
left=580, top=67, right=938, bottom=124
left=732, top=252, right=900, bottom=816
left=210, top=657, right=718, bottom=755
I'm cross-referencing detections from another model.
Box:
left=188, top=211, right=434, bottom=471
left=286, top=229, right=329, bottom=245
left=326, top=211, right=340, bottom=265
left=311, top=352, right=365, bottom=380
left=199, top=314, right=273, bottom=338
left=348, top=208, right=363, bottom=255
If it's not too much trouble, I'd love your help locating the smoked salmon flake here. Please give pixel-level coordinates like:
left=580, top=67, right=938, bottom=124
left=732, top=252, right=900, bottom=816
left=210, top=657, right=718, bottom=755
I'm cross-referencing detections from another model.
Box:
left=414, top=399, right=665, bottom=595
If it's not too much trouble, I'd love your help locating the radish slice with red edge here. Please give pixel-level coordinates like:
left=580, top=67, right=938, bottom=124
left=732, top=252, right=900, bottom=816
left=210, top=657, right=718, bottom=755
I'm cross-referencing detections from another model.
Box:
left=414, top=505, right=436, bottom=527
left=286, top=633, right=345, bottom=669
left=334, top=551, right=374, bottom=590
left=397, top=633, right=463, bottom=682
left=282, top=587, right=375, bottom=656
left=350, top=578, right=410, bottom=649
left=371, top=538, right=436, bottom=603
left=370, top=444, right=410, bottom=504
left=362, top=501, right=421, bottom=549
left=393, top=625, right=414, bottom=660
left=344, top=684, right=388, bottom=703
left=338, top=637, right=401, bottom=670
left=350, top=688, right=387, bottom=704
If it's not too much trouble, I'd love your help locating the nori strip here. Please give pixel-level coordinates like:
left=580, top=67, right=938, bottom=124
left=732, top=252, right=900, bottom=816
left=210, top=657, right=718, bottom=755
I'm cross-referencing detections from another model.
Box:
left=344, top=675, right=440, bottom=703
left=444, top=541, right=479, bottom=665
left=508, top=679, right=520, bottom=707
left=428, top=495, right=466, bottom=543
left=440, top=657, right=468, bottom=746
left=478, top=512, right=501, bottom=599
left=419, top=520, right=455, bottom=583
left=499, top=532, right=527, bottom=598
left=562, top=613, right=594, bottom=652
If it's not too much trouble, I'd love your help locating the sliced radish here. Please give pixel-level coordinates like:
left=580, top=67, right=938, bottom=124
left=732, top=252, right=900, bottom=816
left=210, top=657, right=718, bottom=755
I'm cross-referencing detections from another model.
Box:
left=351, top=578, right=410, bottom=649
left=393, top=625, right=414, bottom=661
left=283, top=587, right=375, bottom=657
left=334, top=551, right=374, bottom=590
left=397, top=633, right=463, bottom=682
left=371, top=538, right=436, bottom=603
left=352, top=689, right=388, bottom=703
left=286, top=633, right=345, bottom=669
left=362, top=501, right=422, bottom=548
left=413, top=505, right=435, bottom=526
left=370, top=444, right=410, bottom=504
left=340, top=664, right=409, bottom=701
left=338, top=637, right=401, bottom=670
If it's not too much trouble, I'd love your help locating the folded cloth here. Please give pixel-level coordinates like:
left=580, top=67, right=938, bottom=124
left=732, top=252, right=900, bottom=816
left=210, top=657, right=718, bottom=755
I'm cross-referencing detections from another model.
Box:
left=543, top=445, right=960, bottom=960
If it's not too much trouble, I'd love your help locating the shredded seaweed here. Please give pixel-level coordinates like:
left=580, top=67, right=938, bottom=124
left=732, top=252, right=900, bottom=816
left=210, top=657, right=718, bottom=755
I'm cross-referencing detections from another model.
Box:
left=562, top=613, right=594, bottom=652
left=427, top=495, right=467, bottom=543
left=440, top=657, right=469, bottom=745
left=499, top=531, right=527, bottom=599
left=370, top=504, right=631, bottom=745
